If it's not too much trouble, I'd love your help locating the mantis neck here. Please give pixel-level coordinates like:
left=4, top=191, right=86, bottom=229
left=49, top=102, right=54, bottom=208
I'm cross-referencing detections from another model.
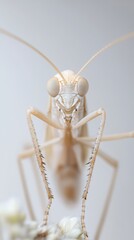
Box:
left=63, top=127, right=74, bottom=146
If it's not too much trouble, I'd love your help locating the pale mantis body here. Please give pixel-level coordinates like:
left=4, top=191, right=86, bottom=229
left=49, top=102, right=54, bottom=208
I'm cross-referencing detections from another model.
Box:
left=0, top=29, right=134, bottom=239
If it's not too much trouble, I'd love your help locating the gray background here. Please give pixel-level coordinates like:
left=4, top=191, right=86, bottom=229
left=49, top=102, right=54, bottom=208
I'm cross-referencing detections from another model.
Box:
left=0, top=0, right=134, bottom=239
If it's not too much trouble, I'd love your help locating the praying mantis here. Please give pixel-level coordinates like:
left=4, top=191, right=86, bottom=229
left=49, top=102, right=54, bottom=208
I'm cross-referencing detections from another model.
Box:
left=0, top=28, right=134, bottom=240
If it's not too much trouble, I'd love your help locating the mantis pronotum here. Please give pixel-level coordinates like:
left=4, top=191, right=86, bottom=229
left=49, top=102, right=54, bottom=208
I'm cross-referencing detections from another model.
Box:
left=0, top=29, right=134, bottom=239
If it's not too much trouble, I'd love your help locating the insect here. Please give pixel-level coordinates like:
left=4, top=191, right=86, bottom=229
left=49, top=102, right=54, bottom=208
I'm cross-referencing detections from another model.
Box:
left=0, top=29, right=134, bottom=239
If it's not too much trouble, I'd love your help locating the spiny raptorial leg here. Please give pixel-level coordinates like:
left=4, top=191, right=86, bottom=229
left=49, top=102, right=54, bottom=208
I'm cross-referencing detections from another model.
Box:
left=27, top=107, right=56, bottom=225
left=73, top=108, right=106, bottom=239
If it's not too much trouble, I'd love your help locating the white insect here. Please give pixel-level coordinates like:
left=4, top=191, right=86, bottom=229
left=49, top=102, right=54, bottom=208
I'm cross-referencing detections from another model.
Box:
left=0, top=29, right=134, bottom=239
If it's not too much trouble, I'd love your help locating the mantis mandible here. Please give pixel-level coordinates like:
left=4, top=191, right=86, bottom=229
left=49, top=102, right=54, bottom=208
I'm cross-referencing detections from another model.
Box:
left=0, top=28, right=134, bottom=240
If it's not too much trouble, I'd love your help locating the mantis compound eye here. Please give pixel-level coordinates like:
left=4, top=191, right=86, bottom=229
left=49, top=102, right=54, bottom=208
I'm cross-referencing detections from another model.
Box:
left=77, top=77, right=89, bottom=96
left=47, top=77, right=60, bottom=97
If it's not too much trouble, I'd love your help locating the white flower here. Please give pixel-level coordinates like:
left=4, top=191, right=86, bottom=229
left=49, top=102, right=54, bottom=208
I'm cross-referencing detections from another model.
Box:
left=25, top=221, right=39, bottom=238
left=0, top=199, right=39, bottom=239
left=0, top=198, right=25, bottom=224
left=37, top=224, right=49, bottom=239
left=0, top=199, right=84, bottom=240
left=46, top=225, right=61, bottom=240
left=40, top=218, right=84, bottom=240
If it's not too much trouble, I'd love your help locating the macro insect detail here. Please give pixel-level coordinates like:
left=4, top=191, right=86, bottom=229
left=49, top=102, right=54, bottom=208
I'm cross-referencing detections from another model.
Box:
left=0, top=28, right=134, bottom=240
left=46, top=70, right=89, bottom=200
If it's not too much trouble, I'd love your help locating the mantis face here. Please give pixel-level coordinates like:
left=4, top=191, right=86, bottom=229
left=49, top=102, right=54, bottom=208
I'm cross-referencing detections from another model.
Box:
left=47, top=70, right=89, bottom=126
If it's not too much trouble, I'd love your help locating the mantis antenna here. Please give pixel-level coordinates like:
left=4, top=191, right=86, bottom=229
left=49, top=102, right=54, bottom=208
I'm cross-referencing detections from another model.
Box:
left=75, top=32, right=134, bottom=79
left=0, top=28, right=66, bottom=82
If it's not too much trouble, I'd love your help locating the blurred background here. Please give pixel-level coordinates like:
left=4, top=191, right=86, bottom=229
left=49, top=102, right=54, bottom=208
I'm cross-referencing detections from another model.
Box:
left=0, top=0, right=134, bottom=239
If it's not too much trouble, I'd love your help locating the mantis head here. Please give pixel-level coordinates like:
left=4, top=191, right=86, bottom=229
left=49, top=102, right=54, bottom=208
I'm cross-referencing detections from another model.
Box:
left=47, top=70, right=89, bottom=126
